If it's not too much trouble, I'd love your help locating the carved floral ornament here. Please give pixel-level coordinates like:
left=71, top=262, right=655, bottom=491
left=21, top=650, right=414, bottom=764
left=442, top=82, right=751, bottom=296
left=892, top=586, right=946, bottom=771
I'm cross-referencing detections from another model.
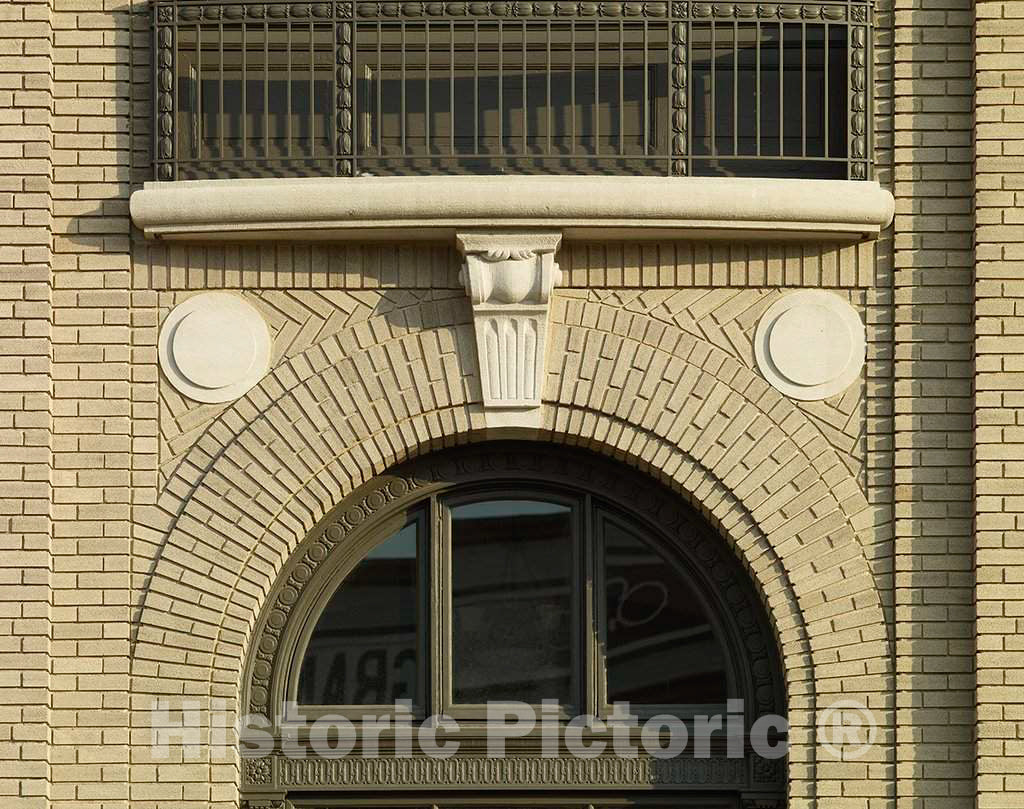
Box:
left=158, top=0, right=868, bottom=21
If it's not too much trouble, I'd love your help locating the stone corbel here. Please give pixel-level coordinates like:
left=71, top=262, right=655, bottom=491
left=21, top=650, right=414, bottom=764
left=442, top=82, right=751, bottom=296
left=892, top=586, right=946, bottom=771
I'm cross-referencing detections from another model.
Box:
left=456, top=231, right=562, bottom=428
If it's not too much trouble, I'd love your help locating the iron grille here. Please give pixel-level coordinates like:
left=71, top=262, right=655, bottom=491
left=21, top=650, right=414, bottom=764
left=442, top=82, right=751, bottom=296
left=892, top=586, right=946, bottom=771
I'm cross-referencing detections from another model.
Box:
left=152, top=1, right=871, bottom=180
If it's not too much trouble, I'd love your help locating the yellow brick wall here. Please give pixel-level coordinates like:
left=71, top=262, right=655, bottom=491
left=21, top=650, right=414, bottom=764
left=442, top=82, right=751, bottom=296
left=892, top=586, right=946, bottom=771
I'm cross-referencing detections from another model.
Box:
left=975, top=1, right=1024, bottom=806
left=0, top=0, right=53, bottom=806
left=892, top=0, right=977, bottom=806
left=48, top=0, right=134, bottom=806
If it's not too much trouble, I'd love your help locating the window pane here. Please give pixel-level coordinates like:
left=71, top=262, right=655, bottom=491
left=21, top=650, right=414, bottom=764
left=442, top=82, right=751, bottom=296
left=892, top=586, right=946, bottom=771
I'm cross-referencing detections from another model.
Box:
left=691, top=22, right=711, bottom=155
left=804, top=24, right=826, bottom=158
left=174, top=21, right=334, bottom=179
left=688, top=20, right=848, bottom=177
left=783, top=22, right=803, bottom=157
left=603, top=516, right=727, bottom=705
left=828, top=24, right=849, bottom=159
left=298, top=521, right=419, bottom=705
left=451, top=499, right=574, bottom=704
left=353, top=20, right=669, bottom=175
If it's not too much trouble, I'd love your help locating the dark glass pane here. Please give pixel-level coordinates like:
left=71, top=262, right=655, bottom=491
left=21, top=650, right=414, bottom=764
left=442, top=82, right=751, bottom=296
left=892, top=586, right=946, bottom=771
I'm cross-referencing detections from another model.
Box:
left=828, top=24, right=848, bottom=159
left=690, top=23, right=711, bottom=156
left=736, top=23, right=758, bottom=156
left=221, top=27, right=244, bottom=160
left=804, top=24, right=826, bottom=158
left=173, top=22, right=334, bottom=179
left=603, top=516, right=728, bottom=705
left=692, top=157, right=847, bottom=179
left=713, top=22, right=733, bottom=156
left=693, top=20, right=835, bottom=166
left=782, top=22, right=803, bottom=156
left=353, top=20, right=668, bottom=175
left=199, top=28, right=222, bottom=160
left=167, top=17, right=849, bottom=180
left=451, top=499, right=574, bottom=704
left=758, top=23, right=781, bottom=157
left=298, top=521, right=419, bottom=705
left=245, top=26, right=267, bottom=158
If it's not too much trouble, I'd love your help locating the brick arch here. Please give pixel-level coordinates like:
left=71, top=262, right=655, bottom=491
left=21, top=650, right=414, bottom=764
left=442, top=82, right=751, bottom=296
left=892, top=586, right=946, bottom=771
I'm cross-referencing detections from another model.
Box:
left=132, top=310, right=891, bottom=808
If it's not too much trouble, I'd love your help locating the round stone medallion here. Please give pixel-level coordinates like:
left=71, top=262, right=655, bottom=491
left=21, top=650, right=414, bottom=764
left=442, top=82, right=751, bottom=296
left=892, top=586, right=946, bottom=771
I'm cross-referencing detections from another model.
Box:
left=172, top=307, right=258, bottom=390
left=754, top=290, right=865, bottom=401
left=158, top=292, right=272, bottom=403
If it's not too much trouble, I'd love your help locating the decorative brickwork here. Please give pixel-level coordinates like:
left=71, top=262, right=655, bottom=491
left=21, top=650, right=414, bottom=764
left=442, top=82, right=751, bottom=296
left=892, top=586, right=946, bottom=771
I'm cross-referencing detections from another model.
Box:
left=133, top=239, right=880, bottom=291
left=559, top=240, right=880, bottom=289
left=159, top=288, right=869, bottom=488
left=582, top=288, right=867, bottom=482
left=157, top=289, right=471, bottom=479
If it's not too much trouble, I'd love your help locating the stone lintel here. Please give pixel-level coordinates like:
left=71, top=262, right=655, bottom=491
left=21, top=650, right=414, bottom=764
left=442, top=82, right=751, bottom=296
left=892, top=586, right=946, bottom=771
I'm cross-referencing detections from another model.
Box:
left=129, top=176, right=896, bottom=242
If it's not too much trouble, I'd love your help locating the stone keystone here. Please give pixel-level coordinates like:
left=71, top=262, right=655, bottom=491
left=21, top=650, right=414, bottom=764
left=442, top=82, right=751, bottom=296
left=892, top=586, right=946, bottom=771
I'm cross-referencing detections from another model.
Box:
left=456, top=231, right=563, bottom=427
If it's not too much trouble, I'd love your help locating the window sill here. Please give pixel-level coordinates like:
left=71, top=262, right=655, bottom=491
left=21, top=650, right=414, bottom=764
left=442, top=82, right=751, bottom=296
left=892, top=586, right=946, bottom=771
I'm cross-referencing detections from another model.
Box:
left=129, top=175, right=894, bottom=243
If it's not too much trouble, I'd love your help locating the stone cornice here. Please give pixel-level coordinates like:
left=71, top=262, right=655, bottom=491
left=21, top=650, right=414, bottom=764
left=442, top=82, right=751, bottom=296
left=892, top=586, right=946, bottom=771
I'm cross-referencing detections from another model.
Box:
left=129, top=176, right=895, bottom=242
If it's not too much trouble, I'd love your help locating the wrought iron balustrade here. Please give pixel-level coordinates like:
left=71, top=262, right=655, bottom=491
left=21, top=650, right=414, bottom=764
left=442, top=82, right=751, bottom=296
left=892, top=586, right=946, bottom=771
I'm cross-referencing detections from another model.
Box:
left=152, top=0, right=871, bottom=180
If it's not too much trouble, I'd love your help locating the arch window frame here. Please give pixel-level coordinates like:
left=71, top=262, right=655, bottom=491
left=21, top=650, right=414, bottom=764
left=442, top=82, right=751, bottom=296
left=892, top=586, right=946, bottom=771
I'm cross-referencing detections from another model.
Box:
left=438, top=485, right=586, bottom=721
left=242, top=442, right=786, bottom=803
left=286, top=504, right=432, bottom=720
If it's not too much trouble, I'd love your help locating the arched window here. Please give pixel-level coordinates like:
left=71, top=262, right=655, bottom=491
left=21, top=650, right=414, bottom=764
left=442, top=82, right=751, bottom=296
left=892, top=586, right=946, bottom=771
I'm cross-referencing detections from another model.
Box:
left=242, top=443, right=786, bottom=809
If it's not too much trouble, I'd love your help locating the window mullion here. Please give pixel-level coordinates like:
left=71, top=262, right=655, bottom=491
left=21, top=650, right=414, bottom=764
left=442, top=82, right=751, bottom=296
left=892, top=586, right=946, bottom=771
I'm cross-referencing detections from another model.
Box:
left=429, top=492, right=449, bottom=717
left=582, top=492, right=600, bottom=719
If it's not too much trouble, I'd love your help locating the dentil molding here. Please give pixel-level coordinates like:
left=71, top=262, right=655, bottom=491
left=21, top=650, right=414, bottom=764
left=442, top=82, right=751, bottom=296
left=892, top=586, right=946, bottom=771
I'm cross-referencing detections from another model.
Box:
left=456, top=231, right=562, bottom=428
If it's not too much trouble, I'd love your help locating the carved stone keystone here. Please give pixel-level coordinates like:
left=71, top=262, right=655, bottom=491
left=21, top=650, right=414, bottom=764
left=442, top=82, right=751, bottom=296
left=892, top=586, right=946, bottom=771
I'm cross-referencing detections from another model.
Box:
left=456, top=231, right=562, bottom=427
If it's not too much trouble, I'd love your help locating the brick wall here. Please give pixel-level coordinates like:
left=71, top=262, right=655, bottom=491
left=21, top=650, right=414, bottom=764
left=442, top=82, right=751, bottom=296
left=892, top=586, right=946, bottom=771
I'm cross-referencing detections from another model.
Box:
left=891, top=0, right=977, bottom=805
left=48, top=0, right=134, bottom=806
left=974, top=2, right=1024, bottom=806
left=0, top=0, right=53, bottom=806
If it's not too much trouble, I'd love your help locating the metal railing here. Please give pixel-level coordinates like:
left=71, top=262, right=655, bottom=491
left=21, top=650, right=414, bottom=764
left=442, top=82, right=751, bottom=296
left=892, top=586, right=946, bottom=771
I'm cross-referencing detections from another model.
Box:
left=152, top=0, right=871, bottom=181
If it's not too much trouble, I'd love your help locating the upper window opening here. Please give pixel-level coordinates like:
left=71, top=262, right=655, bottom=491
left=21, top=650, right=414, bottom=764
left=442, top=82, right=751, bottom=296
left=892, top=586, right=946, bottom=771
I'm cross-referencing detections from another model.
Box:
left=152, top=1, right=872, bottom=181
left=690, top=21, right=850, bottom=180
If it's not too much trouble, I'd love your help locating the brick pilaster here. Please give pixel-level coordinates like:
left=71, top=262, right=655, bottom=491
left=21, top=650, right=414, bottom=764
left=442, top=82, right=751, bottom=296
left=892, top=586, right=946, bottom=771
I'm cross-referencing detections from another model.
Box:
left=974, top=2, right=1024, bottom=807
left=892, top=0, right=977, bottom=805
left=0, top=0, right=53, bottom=806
